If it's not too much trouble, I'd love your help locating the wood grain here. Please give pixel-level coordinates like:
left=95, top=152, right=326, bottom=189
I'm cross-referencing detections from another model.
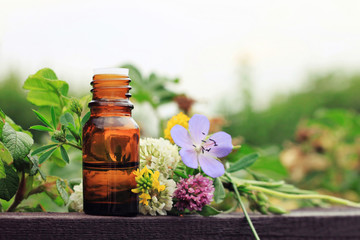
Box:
left=0, top=208, right=359, bottom=239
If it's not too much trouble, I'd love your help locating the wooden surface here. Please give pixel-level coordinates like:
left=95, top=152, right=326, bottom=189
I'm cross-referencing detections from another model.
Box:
left=0, top=208, right=359, bottom=239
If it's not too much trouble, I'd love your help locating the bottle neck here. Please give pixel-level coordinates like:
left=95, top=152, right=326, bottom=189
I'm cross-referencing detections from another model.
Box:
left=89, top=74, right=133, bottom=117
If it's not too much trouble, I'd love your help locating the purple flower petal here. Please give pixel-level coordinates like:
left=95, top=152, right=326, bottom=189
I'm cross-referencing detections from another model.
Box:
left=171, top=125, right=193, bottom=149
left=179, top=148, right=198, bottom=169
left=198, top=153, right=225, bottom=178
left=188, top=114, right=209, bottom=145
left=204, top=131, right=233, bottom=158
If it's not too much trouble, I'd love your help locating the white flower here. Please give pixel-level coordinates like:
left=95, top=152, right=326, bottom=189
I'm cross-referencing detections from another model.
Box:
left=140, top=138, right=181, bottom=179
left=139, top=177, right=176, bottom=216
left=69, top=182, right=83, bottom=212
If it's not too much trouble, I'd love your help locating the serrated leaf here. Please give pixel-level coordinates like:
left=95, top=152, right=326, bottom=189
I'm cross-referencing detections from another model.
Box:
left=13, top=156, right=31, bottom=172
left=60, top=146, right=69, bottom=163
left=60, top=112, right=75, bottom=128
left=31, top=144, right=58, bottom=156
left=197, top=205, right=222, bottom=216
left=2, top=123, right=33, bottom=161
left=0, top=142, right=13, bottom=165
left=38, top=147, right=57, bottom=164
left=214, top=178, right=226, bottom=203
left=0, top=164, right=19, bottom=201
left=81, top=111, right=90, bottom=128
left=226, top=153, right=259, bottom=173
left=29, top=125, right=54, bottom=132
left=51, top=107, right=57, bottom=129
left=56, top=179, right=69, bottom=204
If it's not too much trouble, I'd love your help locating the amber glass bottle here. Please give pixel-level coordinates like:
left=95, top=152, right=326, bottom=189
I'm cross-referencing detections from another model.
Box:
left=82, top=68, right=139, bottom=216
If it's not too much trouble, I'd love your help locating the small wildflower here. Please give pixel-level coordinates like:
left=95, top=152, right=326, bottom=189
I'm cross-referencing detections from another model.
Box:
left=139, top=193, right=151, bottom=205
left=173, top=174, right=214, bottom=212
left=164, top=112, right=190, bottom=143
left=140, top=177, right=176, bottom=216
left=131, top=166, right=166, bottom=208
left=171, top=114, right=233, bottom=178
left=140, top=138, right=180, bottom=179
left=69, top=182, right=83, bottom=212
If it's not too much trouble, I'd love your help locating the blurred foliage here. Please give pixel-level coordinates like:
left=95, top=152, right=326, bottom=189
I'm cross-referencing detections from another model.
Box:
left=120, top=64, right=180, bottom=109
left=224, top=72, right=360, bottom=146
left=280, top=109, right=360, bottom=201
left=0, top=72, right=40, bottom=140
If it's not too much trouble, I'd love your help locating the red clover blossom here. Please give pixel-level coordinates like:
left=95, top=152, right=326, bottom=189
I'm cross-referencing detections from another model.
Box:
left=173, top=174, right=215, bottom=212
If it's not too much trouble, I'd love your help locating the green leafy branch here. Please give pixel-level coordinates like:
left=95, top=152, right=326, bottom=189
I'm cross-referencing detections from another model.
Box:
left=0, top=68, right=87, bottom=212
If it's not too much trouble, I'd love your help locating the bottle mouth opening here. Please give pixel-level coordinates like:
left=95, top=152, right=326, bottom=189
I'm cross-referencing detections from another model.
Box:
left=93, top=68, right=129, bottom=76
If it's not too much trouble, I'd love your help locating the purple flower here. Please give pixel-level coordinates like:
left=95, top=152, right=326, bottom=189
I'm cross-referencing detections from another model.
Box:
left=174, top=174, right=215, bottom=212
left=171, top=114, right=233, bottom=178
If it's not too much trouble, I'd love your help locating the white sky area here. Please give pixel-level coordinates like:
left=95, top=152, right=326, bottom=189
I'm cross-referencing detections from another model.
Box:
left=1, top=0, right=360, bottom=118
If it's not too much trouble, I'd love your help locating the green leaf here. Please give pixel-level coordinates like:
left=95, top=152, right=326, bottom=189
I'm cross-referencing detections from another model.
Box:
left=226, top=153, right=259, bottom=173
left=213, top=178, right=226, bottom=203
left=59, top=146, right=69, bottom=163
left=185, top=167, right=194, bottom=177
left=29, top=156, right=46, bottom=180
left=81, top=111, right=91, bottom=128
left=29, top=125, right=54, bottom=132
left=23, top=68, right=69, bottom=108
left=56, top=179, right=69, bottom=204
left=0, top=164, right=19, bottom=201
left=271, top=184, right=315, bottom=195
left=33, top=110, right=53, bottom=129
left=51, top=107, right=57, bottom=129
left=13, top=156, right=31, bottom=172
left=0, top=161, right=5, bottom=179
left=31, top=144, right=58, bottom=156
left=174, top=170, right=187, bottom=179
left=38, top=147, right=57, bottom=164
left=197, top=205, right=222, bottom=216
left=60, top=112, right=75, bottom=128
left=0, top=120, right=4, bottom=140
left=2, top=123, right=33, bottom=161
left=0, top=108, right=5, bottom=120
left=0, top=142, right=13, bottom=165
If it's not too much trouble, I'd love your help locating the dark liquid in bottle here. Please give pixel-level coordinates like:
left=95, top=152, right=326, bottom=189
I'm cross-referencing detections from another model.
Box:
left=82, top=73, right=139, bottom=216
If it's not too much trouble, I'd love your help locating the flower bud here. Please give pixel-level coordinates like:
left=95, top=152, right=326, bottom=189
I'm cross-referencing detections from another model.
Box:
left=267, top=205, right=287, bottom=215
left=257, top=192, right=268, bottom=202
left=70, top=98, right=83, bottom=117
left=53, top=130, right=66, bottom=143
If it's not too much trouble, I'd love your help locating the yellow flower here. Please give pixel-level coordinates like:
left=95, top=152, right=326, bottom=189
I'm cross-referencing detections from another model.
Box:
left=152, top=171, right=166, bottom=192
left=139, top=193, right=151, bottom=205
left=131, top=166, right=166, bottom=205
left=164, top=112, right=190, bottom=143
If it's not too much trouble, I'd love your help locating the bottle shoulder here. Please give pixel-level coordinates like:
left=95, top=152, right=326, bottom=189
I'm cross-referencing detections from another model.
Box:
left=83, top=116, right=139, bottom=130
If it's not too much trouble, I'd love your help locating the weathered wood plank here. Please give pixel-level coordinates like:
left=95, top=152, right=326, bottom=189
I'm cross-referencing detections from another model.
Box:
left=0, top=208, right=359, bottom=239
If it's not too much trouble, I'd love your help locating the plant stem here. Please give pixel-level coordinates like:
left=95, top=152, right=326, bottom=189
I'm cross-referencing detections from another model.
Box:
left=7, top=172, right=26, bottom=212
left=65, top=141, right=82, bottom=150
left=233, top=145, right=241, bottom=150
left=232, top=182, right=260, bottom=240
left=248, top=185, right=360, bottom=208
left=225, top=173, right=260, bottom=240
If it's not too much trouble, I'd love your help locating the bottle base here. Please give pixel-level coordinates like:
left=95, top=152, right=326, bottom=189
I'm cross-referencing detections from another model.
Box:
left=84, top=202, right=138, bottom=217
